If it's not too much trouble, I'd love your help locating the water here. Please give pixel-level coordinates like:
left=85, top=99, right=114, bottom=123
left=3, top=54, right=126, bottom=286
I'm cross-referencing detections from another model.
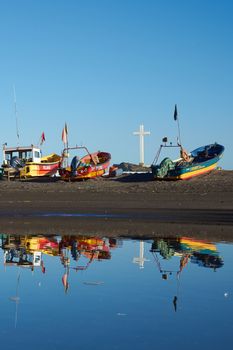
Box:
left=0, top=234, right=232, bottom=350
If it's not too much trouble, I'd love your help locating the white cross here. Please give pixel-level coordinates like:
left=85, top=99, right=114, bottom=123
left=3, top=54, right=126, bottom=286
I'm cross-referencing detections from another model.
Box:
left=133, top=124, right=150, bottom=166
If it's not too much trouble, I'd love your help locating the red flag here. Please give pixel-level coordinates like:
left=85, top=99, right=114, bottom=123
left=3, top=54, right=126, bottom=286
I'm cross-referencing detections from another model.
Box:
left=62, top=123, right=68, bottom=144
left=40, top=132, right=45, bottom=145
left=62, top=273, right=69, bottom=293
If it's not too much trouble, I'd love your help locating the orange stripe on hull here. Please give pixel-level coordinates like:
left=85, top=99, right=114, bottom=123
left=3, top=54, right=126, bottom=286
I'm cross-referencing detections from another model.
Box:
left=20, top=162, right=60, bottom=178
left=170, top=163, right=217, bottom=180
left=79, top=169, right=105, bottom=179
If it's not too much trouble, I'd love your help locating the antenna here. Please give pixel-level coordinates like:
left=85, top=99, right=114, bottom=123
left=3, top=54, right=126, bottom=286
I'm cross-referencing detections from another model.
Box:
left=13, top=85, right=20, bottom=143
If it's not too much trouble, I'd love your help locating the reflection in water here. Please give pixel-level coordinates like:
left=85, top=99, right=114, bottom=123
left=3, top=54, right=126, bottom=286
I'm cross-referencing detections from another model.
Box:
left=0, top=234, right=122, bottom=330
left=0, top=234, right=224, bottom=276
left=150, top=236, right=224, bottom=312
left=0, top=234, right=121, bottom=292
left=133, top=241, right=150, bottom=268
left=151, top=236, right=224, bottom=274
left=0, top=234, right=223, bottom=296
left=0, top=233, right=230, bottom=350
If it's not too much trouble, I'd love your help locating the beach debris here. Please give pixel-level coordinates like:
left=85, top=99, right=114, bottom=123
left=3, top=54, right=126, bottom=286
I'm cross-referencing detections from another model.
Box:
left=108, top=166, right=123, bottom=177
left=117, top=313, right=127, bottom=316
left=9, top=296, right=20, bottom=303
left=83, top=281, right=104, bottom=286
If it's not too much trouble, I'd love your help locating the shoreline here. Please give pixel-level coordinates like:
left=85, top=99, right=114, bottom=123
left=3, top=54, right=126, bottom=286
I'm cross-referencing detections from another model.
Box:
left=0, top=218, right=232, bottom=243
left=0, top=170, right=232, bottom=241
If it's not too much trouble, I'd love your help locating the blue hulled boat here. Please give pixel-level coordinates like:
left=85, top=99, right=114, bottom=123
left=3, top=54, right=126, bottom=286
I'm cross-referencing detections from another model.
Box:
left=151, top=142, right=224, bottom=180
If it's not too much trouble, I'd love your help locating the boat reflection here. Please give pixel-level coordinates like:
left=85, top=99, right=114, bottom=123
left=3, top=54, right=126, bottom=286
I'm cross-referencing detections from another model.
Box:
left=0, top=234, right=121, bottom=292
left=150, top=236, right=224, bottom=275
left=0, top=234, right=224, bottom=274
left=150, top=236, right=224, bottom=312
left=0, top=233, right=226, bottom=324
left=0, top=231, right=229, bottom=342
left=0, top=234, right=119, bottom=263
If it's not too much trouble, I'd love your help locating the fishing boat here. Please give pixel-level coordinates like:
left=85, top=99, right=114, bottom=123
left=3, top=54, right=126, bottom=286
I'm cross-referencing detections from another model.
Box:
left=59, top=146, right=111, bottom=181
left=151, top=105, right=225, bottom=180
left=151, top=141, right=224, bottom=180
left=1, top=144, right=61, bottom=180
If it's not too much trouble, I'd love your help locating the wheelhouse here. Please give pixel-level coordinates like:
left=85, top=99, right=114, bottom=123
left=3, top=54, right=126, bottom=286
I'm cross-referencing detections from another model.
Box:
left=2, top=145, right=42, bottom=166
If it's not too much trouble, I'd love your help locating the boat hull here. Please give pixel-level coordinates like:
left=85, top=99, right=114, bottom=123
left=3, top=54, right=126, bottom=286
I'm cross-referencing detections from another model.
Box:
left=20, top=162, right=60, bottom=178
left=151, top=143, right=224, bottom=180
left=20, top=154, right=61, bottom=178
left=168, top=158, right=219, bottom=180
left=60, top=151, right=111, bottom=181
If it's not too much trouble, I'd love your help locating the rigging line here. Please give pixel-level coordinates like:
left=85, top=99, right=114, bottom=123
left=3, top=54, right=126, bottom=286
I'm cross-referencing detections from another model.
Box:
left=175, top=114, right=182, bottom=148
left=14, top=268, right=21, bottom=329
left=177, top=118, right=182, bottom=147
left=151, top=251, right=162, bottom=272
left=152, top=145, right=162, bottom=165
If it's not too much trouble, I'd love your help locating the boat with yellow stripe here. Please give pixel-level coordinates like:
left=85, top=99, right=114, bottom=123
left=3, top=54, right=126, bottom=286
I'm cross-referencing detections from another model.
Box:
left=20, top=153, right=61, bottom=179
left=1, top=144, right=61, bottom=179
left=151, top=142, right=224, bottom=180
left=59, top=146, right=111, bottom=181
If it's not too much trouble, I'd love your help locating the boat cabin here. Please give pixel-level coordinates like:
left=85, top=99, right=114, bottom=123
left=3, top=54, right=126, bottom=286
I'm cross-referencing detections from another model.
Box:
left=2, top=145, right=42, bottom=167
left=3, top=250, right=42, bottom=268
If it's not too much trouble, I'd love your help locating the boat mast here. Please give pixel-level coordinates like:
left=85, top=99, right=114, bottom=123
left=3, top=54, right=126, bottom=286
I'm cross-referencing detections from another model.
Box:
left=13, top=85, right=20, bottom=144
left=62, top=123, right=69, bottom=167
left=174, top=104, right=182, bottom=147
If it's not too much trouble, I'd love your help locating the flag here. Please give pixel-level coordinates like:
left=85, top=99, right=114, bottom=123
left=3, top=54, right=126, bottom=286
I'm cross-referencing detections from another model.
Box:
left=62, top=123, right=68, bottom=144
left=40, top=132, right=45, bottom=145
left=174, top=104, right=178, bottom=121
left=62, top=273, right=69, bottom=293
left=64, top=122, right=68, bottom=135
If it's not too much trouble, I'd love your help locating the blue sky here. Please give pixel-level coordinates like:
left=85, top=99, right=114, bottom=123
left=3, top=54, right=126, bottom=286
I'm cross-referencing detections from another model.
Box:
left=0, top=0, right=232, bottom=169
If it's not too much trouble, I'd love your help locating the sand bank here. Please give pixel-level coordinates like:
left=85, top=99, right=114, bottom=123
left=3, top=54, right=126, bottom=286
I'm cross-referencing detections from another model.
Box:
left=0, top=170, right=232, bottom=241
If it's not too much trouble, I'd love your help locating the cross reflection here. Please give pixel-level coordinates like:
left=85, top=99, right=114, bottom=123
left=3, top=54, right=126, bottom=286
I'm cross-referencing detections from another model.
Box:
left=133, top=241, right=150, bottom=268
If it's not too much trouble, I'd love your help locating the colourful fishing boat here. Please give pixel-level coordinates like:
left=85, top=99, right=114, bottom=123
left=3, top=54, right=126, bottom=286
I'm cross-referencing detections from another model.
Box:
left=59, top=146, right=111, bottom=181
left=1, top=144, right=61, bottom=179
left=151, top=142, right=224, bottom=180
left=19, top=152, right=61, bottom=179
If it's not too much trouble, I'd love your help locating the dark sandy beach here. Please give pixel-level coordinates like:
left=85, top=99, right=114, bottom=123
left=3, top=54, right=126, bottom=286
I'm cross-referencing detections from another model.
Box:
left=0, top=170, right=232, bottom=241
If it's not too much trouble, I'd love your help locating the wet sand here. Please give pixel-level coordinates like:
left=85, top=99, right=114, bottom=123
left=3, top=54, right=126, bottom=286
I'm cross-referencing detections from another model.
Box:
left=0, top=170, right=232, bottom=241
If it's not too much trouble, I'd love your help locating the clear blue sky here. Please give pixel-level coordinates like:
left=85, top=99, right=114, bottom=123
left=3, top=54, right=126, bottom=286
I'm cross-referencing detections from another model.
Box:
left=0, top=0, right=232, bottom=169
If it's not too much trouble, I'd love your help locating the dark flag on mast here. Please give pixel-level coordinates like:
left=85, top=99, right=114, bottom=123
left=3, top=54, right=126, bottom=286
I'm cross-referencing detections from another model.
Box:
left=174, top=104, right=178, bottom=121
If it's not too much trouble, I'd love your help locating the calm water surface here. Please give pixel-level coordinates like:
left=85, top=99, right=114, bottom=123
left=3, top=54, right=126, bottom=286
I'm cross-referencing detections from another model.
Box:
left=0, top=233, right=232, bottom=350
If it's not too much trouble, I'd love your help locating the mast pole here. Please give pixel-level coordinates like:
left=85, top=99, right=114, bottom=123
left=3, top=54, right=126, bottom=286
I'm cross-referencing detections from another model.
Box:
left=177, top=118, right=182, bottom=146
left=174, top=104, right=182, bottom=147
left=13, top=85, right=20, bottom=144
